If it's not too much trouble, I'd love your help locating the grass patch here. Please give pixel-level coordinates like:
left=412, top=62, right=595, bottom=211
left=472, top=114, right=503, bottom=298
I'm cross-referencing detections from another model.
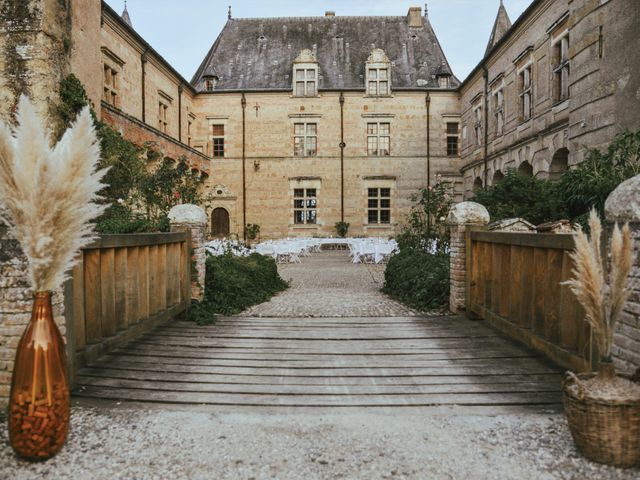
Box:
left=198, top=253, right=288, bottom=316
left=383, top=249, right=450, bottom=311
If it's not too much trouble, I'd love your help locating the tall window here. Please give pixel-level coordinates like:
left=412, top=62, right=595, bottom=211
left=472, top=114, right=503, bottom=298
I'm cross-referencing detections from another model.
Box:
left=212, top=124, right=224, bottom=157
left=187, top=121, right=192, bottom=147
left=293, top=188, right=317, bottom=224
left=494, top=88, right=504, bottom=136
left=367, top=188, right=391, bottom=224
left=103, top=65, right=118, bottom=107
left=294, top=69, right=317, bottom=97
left=293, top=123, right=317, bottom=156
left=367, top=123, right=390, bottom=156
left=446, top=122, right=459, bottom=156
left=367, top=68, right=389, bottom=96
left=158, top=101, right=168, bottom=133
left=473, top=105, right=483, bottom=147
left=553, top=35, right=570, bottom=102
left=519, top=65, right=532, bottom=122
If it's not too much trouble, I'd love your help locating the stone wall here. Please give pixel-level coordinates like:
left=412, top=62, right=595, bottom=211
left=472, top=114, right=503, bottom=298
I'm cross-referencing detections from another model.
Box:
left=0, top=222, right=65, bottom=405
left=605, top=175, right=640, bottom=374
left=169, top=204, right=207, bottom=301
left=0, top=0, right=71, bottom=124
left=611, top=225, right=640, bottom=374
left=101, top=102, right=211, bottom=175
left=447, top=202, right=490, bottom=313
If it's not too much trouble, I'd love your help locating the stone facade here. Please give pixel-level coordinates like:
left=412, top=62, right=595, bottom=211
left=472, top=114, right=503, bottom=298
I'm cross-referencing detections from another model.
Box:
left=193, top=90, right=462, bottom=239
left=459, top=0, right=640, bottom=197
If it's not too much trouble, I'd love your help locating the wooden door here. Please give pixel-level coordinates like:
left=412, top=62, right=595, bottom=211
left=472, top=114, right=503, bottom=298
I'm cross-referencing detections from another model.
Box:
left=212, top=208, right=230, bottom=237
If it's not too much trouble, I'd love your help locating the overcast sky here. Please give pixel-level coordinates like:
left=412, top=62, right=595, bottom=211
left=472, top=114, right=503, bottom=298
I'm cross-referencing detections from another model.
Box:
left=104, top=0, right=532, bottom=82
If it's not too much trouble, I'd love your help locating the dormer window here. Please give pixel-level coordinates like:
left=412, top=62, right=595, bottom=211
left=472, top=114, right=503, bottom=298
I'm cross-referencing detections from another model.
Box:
left=365, top=49, right=392, bottom=96
left=204, top=76, right=217, bottom=92
left=294, top=68, right=317, bottom=96
left=292, top=49, right=319, bottom=97
left=367, top=68, right=389, bottom=95
left=438, top=75, right=450, bottom=88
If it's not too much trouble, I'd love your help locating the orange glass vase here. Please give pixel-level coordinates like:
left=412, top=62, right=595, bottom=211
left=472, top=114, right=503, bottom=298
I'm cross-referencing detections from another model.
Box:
left=8, top=291, right=70, bottom=460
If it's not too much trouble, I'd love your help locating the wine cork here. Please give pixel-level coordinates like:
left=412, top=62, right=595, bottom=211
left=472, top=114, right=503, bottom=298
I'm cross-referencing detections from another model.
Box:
left=9, top=384, right=69, bottom=460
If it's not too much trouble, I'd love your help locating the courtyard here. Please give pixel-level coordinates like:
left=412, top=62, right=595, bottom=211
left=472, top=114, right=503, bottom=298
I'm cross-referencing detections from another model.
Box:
left=1, top=251, right=637, bottom=479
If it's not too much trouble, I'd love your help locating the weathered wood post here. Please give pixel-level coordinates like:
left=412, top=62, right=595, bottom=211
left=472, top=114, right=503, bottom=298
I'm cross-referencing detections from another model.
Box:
left=169, top=204, right=207, bottom=301
left=447, top=202, right=490, bottom=314
left=604, top=174, right=640, bottom=374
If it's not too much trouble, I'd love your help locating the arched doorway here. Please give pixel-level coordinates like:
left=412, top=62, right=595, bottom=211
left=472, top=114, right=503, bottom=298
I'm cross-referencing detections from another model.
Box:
left=549, top=148, right=569, bottom=181
left=211, top=208, right=230, bottom=237
left=518, top=161, right=533, bottom=177
left=493, top=170, right=504, bottom=185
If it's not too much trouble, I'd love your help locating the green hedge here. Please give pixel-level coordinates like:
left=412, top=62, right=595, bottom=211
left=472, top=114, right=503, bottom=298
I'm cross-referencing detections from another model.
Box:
left=382, top=249, right=450, bottom=311
left=202, top=253, right=288, bottom=315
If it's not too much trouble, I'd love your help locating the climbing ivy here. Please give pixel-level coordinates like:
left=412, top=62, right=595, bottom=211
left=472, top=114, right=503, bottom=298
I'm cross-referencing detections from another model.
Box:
left=57, top=74, right=204, bottom=233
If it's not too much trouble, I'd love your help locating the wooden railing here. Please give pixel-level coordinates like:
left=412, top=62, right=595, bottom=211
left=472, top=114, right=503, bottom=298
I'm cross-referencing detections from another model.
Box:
left=467, top=230, right=595, bottom=372
left=64, top=232, right=190, bottom=384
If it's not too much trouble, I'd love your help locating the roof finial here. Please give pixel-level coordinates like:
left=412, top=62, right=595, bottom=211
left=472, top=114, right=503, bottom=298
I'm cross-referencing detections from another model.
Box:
left=121, top=0, right=133, bottom=28
left=228, top=5, right=232, bottom=20
left=424, top=2, right=428, bottom=17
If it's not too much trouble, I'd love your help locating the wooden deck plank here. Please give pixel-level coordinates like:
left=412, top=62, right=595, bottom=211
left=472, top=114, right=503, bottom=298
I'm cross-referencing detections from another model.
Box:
left=75, top=376, right=561, bottom=395
left=74, top=385, right=562, bottom=406
left=78, top=367, right=561, bottom=386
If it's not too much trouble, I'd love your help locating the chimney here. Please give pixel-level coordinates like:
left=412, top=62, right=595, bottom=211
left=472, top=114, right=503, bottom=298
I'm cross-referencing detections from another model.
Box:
left=407, top=7, right=423, bottom=27
left=325, top=11, right=335, bottom=17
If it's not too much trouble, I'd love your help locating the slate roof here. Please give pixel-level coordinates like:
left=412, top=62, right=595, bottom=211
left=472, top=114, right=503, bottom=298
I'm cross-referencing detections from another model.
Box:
left=191, top=14, right=459, bottom=92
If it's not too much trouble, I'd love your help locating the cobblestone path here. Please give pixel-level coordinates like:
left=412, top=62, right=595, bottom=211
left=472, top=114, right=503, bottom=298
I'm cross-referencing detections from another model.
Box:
left=242, top=250, right=418, bottom=317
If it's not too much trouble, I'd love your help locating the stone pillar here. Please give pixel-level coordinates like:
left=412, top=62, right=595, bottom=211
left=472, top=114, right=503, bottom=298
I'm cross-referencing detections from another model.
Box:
left=446, top=202, right=490, bottom=314
left=169, top=204, right=207, bottom=302
left=605, top=175, right=640, bottom=374
left=0, top=221, right=65, bottom=406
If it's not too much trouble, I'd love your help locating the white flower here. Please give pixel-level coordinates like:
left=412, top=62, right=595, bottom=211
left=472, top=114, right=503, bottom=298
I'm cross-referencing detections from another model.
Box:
left=117, top=198, right=124, bottom=204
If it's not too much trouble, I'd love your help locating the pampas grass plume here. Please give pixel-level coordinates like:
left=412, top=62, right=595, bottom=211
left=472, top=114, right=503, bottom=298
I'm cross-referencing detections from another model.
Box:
left=564, top=209, right=634, bottom=360
left=0, top=95, right=108, bottom=291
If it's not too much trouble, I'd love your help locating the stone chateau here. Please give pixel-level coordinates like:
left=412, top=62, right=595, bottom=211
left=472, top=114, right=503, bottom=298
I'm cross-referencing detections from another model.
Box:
left=0, top=0, right=638, bottom=238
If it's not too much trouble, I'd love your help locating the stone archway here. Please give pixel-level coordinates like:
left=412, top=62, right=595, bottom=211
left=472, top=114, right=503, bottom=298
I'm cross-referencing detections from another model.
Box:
left=211, top=207, right=230, bottom=237
left=518, top=161, right=533, bottom=177
left=549, top=148, right=569, bottom=181
left=493, top=170, right=505, bottom=185
left=473, top=177, right=483, bottom=193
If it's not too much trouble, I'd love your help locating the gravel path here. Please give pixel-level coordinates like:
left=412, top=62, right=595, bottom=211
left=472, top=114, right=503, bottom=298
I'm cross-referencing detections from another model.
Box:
left=242, top=251, right=418, bottom=317
left=1, top=405, right=638, bottom=479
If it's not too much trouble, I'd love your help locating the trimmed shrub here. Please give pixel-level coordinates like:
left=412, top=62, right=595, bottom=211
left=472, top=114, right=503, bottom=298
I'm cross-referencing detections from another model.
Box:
left=187, top=299, right=218, bottom=326
left=471, top=169, right=565, bottom=226
left=203, top=253, right=288, bottom=315
left=383, top=249, right=450, bottom=311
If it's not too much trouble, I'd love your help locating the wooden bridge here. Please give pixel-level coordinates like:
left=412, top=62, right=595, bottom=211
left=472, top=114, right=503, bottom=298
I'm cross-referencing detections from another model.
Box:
left=66, top=241, right=564, bottom=409
left=74, top=315, right=562, bottom=408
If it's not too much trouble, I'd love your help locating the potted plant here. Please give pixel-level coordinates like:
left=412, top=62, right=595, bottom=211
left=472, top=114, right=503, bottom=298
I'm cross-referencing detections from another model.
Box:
left=562, top=210, right=640, bottom=467
left=245, top=223, right=260, bottom=245
left=335, top=221, right=349, bottom=238
left=0, top=96, right=107, bottom=460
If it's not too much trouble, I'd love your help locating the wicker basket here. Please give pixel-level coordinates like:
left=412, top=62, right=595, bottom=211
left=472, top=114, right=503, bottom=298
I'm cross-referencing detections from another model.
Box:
left=563, top=370, right=640, bottom=468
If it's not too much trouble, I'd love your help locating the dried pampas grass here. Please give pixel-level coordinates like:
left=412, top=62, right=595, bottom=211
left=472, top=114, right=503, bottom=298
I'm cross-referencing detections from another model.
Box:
left=0, top=95, right=108, bottom=291
left=564, top=210, right=634, bottom=360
